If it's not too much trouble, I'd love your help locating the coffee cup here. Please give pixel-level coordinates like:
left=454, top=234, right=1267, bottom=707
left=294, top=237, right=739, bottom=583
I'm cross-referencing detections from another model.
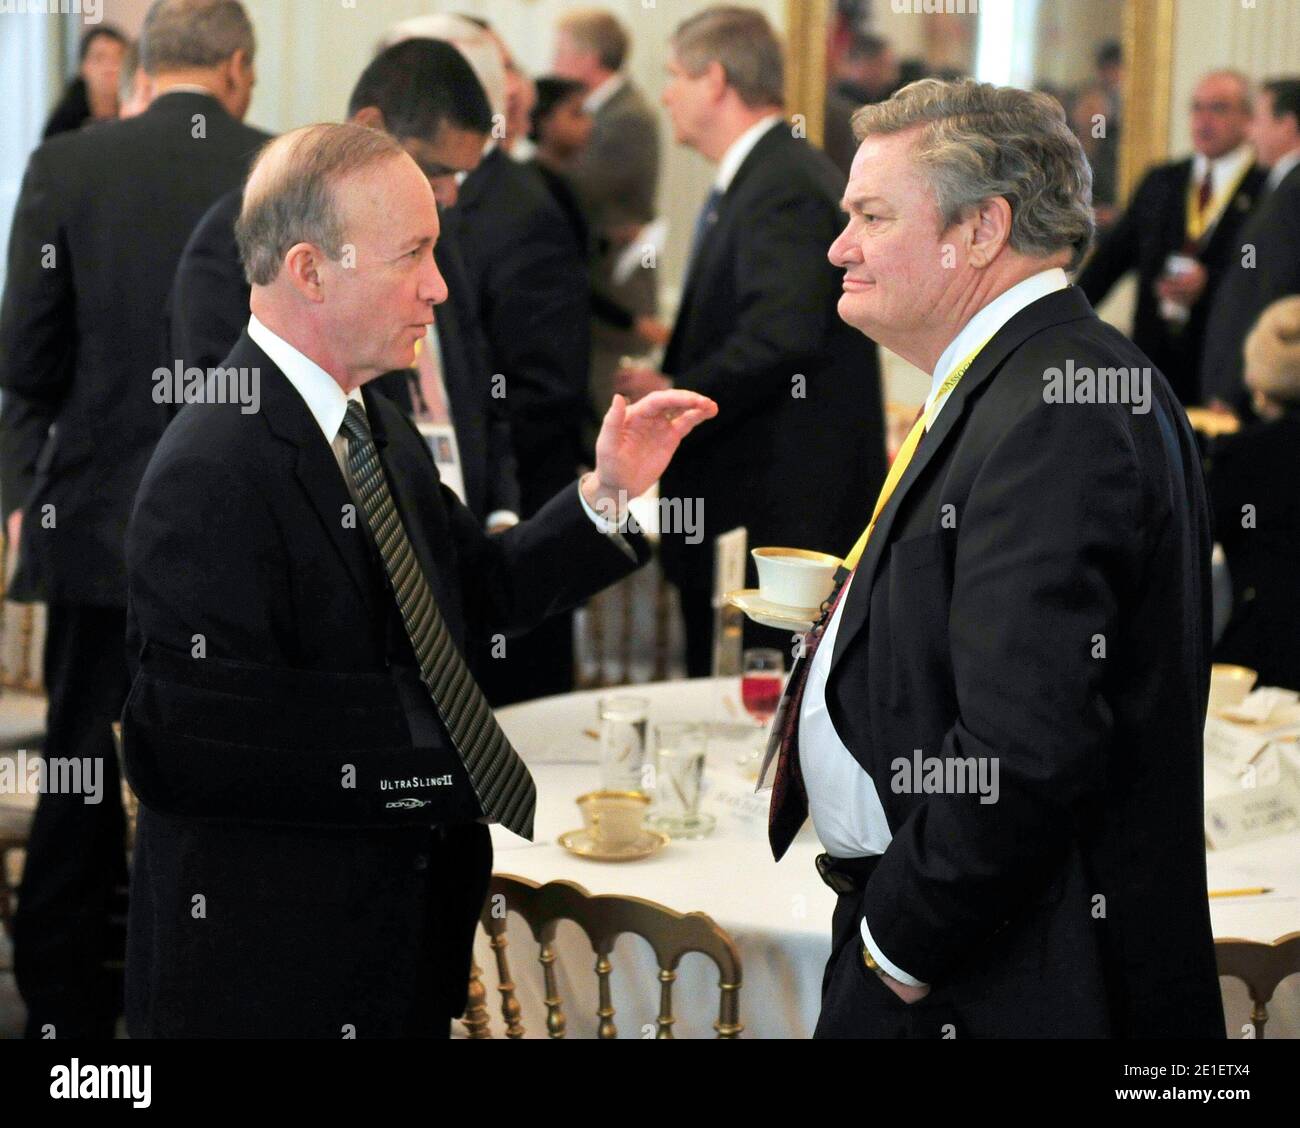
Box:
left=577, top=790, right=649, bottom=848
left=1209, top=663, right=1257, bottom=713
left=751, top=547, right=841, bottom=610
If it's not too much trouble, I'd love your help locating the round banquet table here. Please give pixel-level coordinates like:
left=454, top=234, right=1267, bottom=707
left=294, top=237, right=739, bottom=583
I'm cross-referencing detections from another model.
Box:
left=469, top=678, right=1300, bottom=1039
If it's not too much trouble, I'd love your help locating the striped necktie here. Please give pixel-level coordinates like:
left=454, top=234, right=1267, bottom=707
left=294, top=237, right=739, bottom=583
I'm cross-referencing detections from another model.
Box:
left=340, top=401, right=536, bottom=839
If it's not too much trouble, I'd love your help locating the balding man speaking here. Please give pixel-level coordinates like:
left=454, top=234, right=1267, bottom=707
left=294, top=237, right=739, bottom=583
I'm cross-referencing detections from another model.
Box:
left=121, top=123, right=714, bottom=1038
left=763, top=80, right=1224, bottom=1038
left=1079, top=69, right=1263, bottom=405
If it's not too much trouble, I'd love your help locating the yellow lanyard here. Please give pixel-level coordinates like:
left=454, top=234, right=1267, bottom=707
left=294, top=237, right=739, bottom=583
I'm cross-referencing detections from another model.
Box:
left=842, top=337, right=992, bottom=573
left=1185, top=158, right=1252, bottom=245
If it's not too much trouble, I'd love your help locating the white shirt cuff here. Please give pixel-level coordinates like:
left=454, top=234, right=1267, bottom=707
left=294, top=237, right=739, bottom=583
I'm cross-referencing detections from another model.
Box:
left=577, top=475, right=628, bottom=534
left=484, top=509, right=519, bottom=531
left=860, top=916, right=927, bottom=988
left=577, top=477, right=639, bottom=562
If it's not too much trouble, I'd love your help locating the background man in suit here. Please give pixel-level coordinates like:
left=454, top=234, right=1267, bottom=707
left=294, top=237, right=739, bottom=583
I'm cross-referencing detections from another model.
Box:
left=428, top=21, right=593, bottom=705
left=824, top=32, right=901, bottom=178
left=1205, top=296, right=1300, bottom=693
left=169, top=38, right=520, bottom=529
left=618, top=6, right=886, bottom=678
left=765, top=79, right=1223, bottom=1038
left=553, top=8, right=665, bottom=422
left=1202, top=78, right=1300, bottom=412
left=0, top=0, right=269, bottom=1039
left=1079, top=70, right=1262, bottom=405
left=122, top=123, right=715, bottom=1037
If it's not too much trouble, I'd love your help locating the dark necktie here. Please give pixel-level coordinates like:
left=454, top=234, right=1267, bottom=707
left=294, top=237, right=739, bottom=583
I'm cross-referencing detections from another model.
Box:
left=686, top=187, right=724, bottom=280
left=1185, top=169, right=1216, bottom=253
left=340, top=401, right=536, bottom=839
left=767, top=577, right=852, bottom=861
left=1197, top=168, right=1214, bottom=221
left=766, top=340, right=989, bottom=860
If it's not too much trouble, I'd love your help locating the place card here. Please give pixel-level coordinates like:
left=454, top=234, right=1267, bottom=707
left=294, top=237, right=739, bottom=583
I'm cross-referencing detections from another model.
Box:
left=700, top=766, right=770, bottom=840
left=1205, top=761, right=1300, bottom=850
left=1204, top=716, right=1274, bottom=774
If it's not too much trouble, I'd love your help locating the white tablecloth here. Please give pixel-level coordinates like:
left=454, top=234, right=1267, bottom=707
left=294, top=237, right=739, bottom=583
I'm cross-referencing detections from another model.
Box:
left=471, top=679, right=1300, bottom=1038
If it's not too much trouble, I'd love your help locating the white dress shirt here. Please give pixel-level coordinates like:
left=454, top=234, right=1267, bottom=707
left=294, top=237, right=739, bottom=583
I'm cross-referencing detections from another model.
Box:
left=150, top=84, right=220, bottom=100
left=1266, top=147, right=1300, bottom=193
left=410, top=323, right=469, bottom=513
left=583, top=73, right=626, bottom=116
left=247, top=315, right=623, bottom=539
left=797, top=267, right=1070, bottom=986
left=715, top=114, right=783, bottom=193
left=248, top=315, right=364, bottom=479
left=1187, top=143, right=1256, bottom=239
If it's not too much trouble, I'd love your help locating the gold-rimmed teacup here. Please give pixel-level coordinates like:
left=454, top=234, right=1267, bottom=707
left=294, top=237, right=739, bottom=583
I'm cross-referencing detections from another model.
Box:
left=751, top=547, right=842, bottom=610
left=576, top=790, right=650, bottom=848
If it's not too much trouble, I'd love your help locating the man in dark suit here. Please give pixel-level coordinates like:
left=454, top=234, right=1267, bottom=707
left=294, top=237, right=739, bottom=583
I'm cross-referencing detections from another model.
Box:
left=440, top=34, right=593, bottom=705
left=764, top=79, right=1223, bottom=1038
left=619, top=7, right=886, bottom=678
left=0, top=0, right=269, bottom=1039
left=1202, top=78, right=1300, bottom=412
left=169, top=38, right=520, bottom=528
left=823, top=31, right=901, bottom=178
left=553, top=8, right=664, bottom=421
left=441, top=108, right=590, bottom=520
left=122, top=122, right=715, bottom=1037
left=1079, top=70, right=1262, bottom=406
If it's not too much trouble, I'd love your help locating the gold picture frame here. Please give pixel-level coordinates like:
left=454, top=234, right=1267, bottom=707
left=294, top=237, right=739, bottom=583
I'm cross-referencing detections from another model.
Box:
left=785, top=0, right=1175, bottom=205
left=784, top=0, right=830, bottom=148
left=1117, top=0, right=1175, bottom=201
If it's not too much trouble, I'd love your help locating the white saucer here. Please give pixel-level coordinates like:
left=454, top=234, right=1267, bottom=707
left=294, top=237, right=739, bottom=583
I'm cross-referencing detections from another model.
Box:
left=724, top=589, right=819, bottom=632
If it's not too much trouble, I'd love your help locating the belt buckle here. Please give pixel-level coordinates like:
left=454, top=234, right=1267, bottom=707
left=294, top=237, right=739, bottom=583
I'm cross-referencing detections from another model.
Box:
left=815, top=852, right=857, bottom=896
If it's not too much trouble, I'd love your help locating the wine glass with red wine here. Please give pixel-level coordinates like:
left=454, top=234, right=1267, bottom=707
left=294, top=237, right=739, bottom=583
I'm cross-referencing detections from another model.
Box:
left=738, top=648, right=784, bottom=773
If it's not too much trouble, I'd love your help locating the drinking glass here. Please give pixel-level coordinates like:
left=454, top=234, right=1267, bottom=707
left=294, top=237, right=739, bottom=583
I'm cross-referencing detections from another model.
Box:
left=647, top=723, right=715, bottom=839
left=737, top=648, right=784, bottom=774
left=597, top=694, right=649, bottom=793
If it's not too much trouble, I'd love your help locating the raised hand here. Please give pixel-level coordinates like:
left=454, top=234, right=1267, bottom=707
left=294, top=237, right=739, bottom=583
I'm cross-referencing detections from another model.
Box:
left=581, top=390, right=718, bottom=516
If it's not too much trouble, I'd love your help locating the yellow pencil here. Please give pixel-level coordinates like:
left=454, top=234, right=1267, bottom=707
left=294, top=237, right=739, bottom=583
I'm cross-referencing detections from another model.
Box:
left=1208, top=886, right=1273, bottom=898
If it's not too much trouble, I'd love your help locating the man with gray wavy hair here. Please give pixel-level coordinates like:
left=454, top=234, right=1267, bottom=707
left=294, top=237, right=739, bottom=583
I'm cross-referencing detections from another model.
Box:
left=763, top=79, right=1224, bottom=1038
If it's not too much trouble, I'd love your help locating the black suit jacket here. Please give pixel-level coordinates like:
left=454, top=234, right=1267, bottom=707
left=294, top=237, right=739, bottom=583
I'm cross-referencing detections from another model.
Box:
left=121, top=332, right=647, bottom=1037
left=526, top=159, right=637, bottom=334
left=442, top=147, right=591, bottom=515
left=1206, top=408, right=1300, bottom=691
left=168, top=188, right=520, bottom=523
left=1201, top=163, right=1300, bottom=408
left=0, top=91, right=271, bottom=605
left=1078, top=156, right=1264, bottom=406
left=807, top=287, right=1222, bottom=1038
left=660, top=124, right=885, bottom=591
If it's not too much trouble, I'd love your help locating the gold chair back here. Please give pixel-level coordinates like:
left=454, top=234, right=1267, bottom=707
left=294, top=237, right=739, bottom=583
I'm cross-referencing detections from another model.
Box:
left=464, top=873, right=743, bottom=1039
left=0, top=827, right=26, bottom=949
left=0, top=535, right=46, bottom=694
left=1215, top=931, right=1300, bottom=1038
